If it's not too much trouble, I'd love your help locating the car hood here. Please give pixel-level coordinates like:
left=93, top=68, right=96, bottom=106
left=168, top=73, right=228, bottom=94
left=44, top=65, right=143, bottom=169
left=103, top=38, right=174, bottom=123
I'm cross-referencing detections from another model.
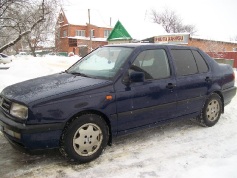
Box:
left=1, top=72, right=111, bottom=105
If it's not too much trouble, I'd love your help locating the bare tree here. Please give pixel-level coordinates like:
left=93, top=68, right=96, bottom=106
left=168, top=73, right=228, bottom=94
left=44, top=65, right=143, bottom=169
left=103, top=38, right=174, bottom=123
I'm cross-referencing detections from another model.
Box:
left=150, top=8, right=197, bottom=35
left=25, top=0, right=59, bottom=56
left=230, top=35, right=237, bottom=41
left=0, top=0, right=57, bottom=53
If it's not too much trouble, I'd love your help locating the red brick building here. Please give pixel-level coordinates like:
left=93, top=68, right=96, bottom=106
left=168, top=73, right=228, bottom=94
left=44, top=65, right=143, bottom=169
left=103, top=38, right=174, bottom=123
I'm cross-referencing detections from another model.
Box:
left=55, top=8, right=112, bottom=57
left=189, top=37, right=237, bottom=68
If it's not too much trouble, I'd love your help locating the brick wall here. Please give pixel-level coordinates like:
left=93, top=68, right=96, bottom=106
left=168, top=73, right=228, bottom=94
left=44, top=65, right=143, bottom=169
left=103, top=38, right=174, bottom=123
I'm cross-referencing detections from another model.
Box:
left=67, top=25, right=87, bottom=37
left=189, top=38, right=237, bottom=52
left=187, top=38, right=237, bottom=68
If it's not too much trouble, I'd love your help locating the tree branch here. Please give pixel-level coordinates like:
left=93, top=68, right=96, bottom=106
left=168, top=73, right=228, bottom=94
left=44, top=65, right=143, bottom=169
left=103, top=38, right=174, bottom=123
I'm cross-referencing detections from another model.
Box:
left=0, top=30, right=31, bottom=52
left=0, top=0, right=46, bottom=53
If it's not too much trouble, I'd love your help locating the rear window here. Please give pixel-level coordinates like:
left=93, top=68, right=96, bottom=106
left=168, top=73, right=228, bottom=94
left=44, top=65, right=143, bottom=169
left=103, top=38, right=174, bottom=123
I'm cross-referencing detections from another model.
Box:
left=192, top=50, right=208, bottom=73
left=171, top=49, right=198, bottom=76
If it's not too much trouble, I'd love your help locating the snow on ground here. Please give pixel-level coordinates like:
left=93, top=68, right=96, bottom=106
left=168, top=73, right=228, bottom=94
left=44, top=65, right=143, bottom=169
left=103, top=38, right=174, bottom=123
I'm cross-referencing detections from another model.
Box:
left=0, top=57, right=237, bottom=178
left=0, top=56, right=78, bottom=90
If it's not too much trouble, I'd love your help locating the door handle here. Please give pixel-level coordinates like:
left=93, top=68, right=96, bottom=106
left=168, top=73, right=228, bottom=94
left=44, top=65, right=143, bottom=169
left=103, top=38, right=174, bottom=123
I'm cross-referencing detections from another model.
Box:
left=205, top=77, right=212, bottom=83
left=166, top=83, right=176, bottom=89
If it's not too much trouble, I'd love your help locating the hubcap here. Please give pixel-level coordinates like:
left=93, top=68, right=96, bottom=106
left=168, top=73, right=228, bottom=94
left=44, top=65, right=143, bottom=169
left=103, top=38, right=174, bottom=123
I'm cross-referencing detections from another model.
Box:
left=73, top=123, right=103, bottom=156
left=206, top=99, right=220, bottom=121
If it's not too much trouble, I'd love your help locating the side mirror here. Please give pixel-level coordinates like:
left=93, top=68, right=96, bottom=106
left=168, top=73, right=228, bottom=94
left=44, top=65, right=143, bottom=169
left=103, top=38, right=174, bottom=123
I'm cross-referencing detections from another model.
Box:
left=130, top=71, right=144, bottom=83
left=122, top=73, right=131, bottom=86
left=122, top=71, right=145, bottom=86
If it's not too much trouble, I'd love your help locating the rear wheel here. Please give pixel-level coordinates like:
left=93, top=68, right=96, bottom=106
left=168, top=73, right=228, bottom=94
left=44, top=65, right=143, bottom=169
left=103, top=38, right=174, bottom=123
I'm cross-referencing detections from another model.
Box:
left=198, top=93, right=222, bottom=127
left=60, top=114, right=109, bottom=163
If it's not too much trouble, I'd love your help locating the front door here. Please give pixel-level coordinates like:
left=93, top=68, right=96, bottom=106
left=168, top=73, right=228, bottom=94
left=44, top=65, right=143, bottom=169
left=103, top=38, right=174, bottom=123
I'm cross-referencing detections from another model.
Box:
left=115, top=48, right=177, bottom=132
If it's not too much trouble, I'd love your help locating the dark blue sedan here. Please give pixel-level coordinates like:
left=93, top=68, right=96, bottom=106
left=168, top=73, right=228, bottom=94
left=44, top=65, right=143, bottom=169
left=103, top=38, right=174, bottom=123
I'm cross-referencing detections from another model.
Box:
left=0, top=44, right=236, bottom=163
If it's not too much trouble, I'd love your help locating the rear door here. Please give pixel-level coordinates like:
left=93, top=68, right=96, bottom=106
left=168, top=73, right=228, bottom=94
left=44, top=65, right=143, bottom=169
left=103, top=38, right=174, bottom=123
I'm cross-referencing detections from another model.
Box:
left=170, top=48, right=211, bottom=117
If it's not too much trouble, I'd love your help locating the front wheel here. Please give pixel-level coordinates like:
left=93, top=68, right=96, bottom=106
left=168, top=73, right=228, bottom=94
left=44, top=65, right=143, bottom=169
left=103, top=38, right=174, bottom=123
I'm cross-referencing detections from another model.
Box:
left=60, top=114, right=109, bottom=163
left=198, top=93, right=222, bottom=127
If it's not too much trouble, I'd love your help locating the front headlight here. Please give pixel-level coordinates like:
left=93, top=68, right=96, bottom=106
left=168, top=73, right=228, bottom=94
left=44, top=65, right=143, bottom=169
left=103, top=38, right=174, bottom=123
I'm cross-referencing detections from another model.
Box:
left=10, top=102, right=28, bottom=120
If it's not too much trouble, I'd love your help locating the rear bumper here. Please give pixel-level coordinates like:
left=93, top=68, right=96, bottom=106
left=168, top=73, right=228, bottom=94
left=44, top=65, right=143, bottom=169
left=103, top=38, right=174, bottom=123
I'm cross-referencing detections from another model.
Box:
left=0, top=110, right=64, bottom=150
left=222, top=86, right=237, bottom=106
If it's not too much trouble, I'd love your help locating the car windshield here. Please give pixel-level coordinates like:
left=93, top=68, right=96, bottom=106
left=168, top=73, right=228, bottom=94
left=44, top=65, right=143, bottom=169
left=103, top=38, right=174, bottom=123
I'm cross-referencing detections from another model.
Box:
left=67, top=46, right=133, bottom=80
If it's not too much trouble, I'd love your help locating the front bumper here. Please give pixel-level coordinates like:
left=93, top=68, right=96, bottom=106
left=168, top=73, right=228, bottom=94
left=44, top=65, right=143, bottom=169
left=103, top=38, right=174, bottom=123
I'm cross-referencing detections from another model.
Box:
left=0, top=110, right=65, bottom=150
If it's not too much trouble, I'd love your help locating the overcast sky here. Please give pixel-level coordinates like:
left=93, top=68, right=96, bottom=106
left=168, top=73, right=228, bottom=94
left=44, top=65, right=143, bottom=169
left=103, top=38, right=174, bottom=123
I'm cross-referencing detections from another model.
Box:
left=63, top=0, right=237, bottom=41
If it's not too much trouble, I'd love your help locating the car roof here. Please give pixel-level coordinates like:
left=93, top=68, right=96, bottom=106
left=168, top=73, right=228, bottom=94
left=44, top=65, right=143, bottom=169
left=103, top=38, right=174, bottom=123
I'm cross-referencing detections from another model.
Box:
left=105, top=43, right=162, bottom=48
left=105, top=43, right=199, bottom=50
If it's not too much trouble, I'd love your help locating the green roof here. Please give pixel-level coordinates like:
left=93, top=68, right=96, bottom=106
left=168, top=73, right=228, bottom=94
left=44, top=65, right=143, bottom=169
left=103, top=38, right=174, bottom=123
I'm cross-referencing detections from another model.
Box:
left=107, top=20, right=132, bottom=41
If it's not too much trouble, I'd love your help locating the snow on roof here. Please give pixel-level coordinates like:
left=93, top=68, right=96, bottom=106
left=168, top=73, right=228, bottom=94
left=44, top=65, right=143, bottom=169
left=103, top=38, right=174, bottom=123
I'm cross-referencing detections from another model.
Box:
left=109, top=37, right=132, bottom=41
left=62, top=7, right=112, bottom=28
left=120, top=21, right=167, bottom=40
left=68, top=36, right=107, bottom=42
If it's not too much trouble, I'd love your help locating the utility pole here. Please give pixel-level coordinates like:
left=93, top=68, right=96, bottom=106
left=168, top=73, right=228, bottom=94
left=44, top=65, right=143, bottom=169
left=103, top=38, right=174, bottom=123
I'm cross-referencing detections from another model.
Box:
left=88, top=9, right=92, bottom=52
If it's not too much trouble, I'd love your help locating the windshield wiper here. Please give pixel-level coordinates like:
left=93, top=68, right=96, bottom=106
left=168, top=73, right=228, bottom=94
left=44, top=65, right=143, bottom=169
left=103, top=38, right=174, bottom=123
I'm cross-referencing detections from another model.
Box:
left=70, top=72, right=90, bottom=78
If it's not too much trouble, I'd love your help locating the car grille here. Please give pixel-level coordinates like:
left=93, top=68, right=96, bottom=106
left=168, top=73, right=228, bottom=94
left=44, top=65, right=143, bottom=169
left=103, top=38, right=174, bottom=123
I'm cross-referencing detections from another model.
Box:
left=0, top=96, right=11, bottom=113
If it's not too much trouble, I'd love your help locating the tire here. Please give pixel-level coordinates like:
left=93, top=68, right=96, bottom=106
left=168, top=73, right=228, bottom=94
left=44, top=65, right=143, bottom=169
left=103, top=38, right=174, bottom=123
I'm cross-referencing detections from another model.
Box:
left=198, top=93, right=222, bottom=127
left=60, top=114, right=109, bottom=163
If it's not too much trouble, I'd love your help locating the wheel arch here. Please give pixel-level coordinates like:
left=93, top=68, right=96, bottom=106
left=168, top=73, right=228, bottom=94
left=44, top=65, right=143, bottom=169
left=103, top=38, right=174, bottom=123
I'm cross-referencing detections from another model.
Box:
left=212, top=91, right=224, bottom=113
left=63, top=109, right=112, bottom=146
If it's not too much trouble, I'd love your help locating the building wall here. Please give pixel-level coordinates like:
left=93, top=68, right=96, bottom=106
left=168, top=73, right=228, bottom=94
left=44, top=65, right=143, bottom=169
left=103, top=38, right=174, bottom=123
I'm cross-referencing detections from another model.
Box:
left=86, top=24, right=112, bottom=38
left=108, top=40, right=131, bottom=44
left=55, top=38, right=68, bottom=53
left=77, top=39, right=107, bottom=51
left=91, top=41, right=108, bottom=49
left=67, top=25, right=87, bottom=37
left=188, top=38, right=237, bottom=52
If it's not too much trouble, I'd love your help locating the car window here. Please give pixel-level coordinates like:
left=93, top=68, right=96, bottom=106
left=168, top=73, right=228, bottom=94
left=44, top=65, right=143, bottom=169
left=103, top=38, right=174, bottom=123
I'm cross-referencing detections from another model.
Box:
left=171, top=49, right=198, bottom=76
left=130, top=49, right=170, bottom=80
left=192, top=50, right=209, bottom=73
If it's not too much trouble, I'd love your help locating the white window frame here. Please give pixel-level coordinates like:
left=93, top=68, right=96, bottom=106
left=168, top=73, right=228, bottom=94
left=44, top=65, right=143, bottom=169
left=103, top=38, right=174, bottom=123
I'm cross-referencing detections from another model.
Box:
left=90, top=29, right=95, bottom=38
left=104, top=30, right=111, bottom=38
left=76, top=30, right=85, bottom=37
left=63, top=30, right=67, bottom=37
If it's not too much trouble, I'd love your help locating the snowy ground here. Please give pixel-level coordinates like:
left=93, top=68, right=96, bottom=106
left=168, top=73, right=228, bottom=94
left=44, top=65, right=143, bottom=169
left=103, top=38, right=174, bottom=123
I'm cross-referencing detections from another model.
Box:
left=0, top=57, right=237, bottom=178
